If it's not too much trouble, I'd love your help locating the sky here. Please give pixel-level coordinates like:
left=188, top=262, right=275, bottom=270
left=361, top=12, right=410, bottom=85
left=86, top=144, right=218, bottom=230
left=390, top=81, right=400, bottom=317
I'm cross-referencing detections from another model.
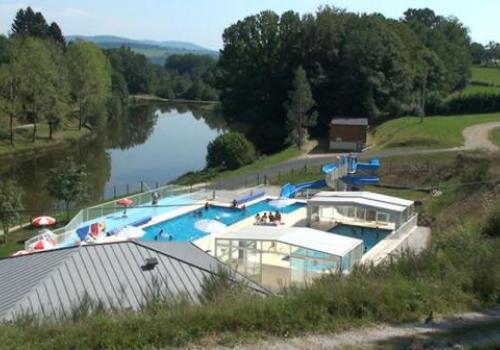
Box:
left=0, top=0, right=498, bottom=50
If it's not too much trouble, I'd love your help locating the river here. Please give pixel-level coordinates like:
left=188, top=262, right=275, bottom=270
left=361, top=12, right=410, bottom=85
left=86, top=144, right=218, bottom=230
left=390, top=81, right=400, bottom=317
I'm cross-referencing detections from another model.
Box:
left=0, top=102, right=227, bottom=215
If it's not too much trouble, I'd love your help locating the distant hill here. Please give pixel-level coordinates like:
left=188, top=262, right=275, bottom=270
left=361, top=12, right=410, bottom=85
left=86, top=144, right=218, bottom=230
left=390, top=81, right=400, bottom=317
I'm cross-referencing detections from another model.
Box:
left=65, top=35, right=218, bottom=65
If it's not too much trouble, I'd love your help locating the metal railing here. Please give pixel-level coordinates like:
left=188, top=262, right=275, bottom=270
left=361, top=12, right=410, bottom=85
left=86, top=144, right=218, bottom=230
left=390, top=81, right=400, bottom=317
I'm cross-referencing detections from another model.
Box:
left=25, top=183, right=212, bottom=249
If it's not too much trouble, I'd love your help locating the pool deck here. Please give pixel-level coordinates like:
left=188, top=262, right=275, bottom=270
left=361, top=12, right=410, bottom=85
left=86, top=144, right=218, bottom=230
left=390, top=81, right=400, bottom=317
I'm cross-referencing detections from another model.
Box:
left=193, top=200, right=308, bottom=254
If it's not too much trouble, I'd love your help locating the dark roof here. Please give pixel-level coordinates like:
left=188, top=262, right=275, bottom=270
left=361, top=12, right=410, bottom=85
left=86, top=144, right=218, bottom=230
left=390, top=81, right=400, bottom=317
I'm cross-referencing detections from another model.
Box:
left=330, top=118, right=368, bottom=126
left=0, top=241, right=268, bottom=321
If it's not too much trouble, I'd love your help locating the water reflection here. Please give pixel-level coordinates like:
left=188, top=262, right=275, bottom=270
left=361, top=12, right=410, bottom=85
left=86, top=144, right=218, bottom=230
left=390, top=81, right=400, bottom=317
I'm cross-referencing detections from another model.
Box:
left=0, top=103, right=226, bottom=215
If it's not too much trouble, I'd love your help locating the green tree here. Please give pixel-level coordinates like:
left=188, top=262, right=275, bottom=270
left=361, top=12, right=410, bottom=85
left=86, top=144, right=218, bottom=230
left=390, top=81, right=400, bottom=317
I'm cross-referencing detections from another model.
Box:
left=67, top=41, right=112, bottom=129
left=48, top=22, right=66, bottom=48
left=47, top=157, right=89, bottom=220
left=0, top=61, right=22, bottom=145
left=285, top=66, right=317, bottom=150
left=206, top=132, right=256, bottom=170
left=10, top=6, right=49, bottom=38
left=13, top=37, right=62, bottom=142
left=0, top=180, right=24, bottom=244
left=218, top=10, right=302, bottom=152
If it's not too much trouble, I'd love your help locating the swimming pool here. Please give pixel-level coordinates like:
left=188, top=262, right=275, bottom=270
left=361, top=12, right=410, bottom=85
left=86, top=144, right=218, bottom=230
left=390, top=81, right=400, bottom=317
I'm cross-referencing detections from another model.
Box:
left=142, top=200, right=306, bottom=242
left=329, top=224, right=391, bottom=252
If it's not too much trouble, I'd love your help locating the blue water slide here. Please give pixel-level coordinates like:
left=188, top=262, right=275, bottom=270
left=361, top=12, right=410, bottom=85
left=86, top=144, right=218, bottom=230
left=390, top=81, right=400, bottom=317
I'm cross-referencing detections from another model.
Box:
left=280, top=180, right=327, bottom=198
left=321, top=163, right=337, bottom=174
left=340, top=175, right=379, bottom=186
left=356, top=158, right=380, bottom=172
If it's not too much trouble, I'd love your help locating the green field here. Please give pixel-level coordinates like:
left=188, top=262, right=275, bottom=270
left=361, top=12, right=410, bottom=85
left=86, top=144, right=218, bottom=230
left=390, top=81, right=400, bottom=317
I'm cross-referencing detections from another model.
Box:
left=470, top=66, right=500, bottom=85
left=453, top=84, right=500, bottom=97
left=449, top=66, right=500, bottom=97
left=372, top=113, right=500, bottom=150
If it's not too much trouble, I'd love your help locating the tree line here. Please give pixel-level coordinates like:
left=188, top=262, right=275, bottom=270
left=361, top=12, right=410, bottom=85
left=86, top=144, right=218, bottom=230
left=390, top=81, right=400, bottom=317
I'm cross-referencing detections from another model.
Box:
left=0, top=7, right=220, bottom=147
left=216, top=7, right=473, bottom=152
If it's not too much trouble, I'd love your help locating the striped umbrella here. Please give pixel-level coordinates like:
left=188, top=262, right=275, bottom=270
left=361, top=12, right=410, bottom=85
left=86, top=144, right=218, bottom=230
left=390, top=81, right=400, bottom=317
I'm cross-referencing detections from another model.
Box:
left=31, top=240, right=55, bottom=251
left=117, top=198, right=134, bottom=207
left=31, top=216, right=56, bottom=227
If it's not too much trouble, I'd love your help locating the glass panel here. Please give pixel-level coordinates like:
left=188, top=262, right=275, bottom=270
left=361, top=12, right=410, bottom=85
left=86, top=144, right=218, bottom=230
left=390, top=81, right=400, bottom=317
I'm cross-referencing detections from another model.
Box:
left=377, top=212, right=390, bottom=223
left=366, top=210, right=376, bottom=222
left=356, top=207, right=365, bottom=220
left=347, top=206, right=356, bottom=218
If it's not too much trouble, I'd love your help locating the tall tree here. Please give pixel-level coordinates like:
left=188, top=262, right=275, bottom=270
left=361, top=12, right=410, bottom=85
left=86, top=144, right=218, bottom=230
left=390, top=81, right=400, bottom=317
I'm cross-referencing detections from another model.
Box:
left=13, top=38, right=61, bottom=142
left=0, top=62, right=21, bottom=145
left=0, top=180, right=24, bottom=244
left=218, top=10, right=303, bottom=152
left=10, top=6, right=49, bottom=38
left=48, top=22, right=66, bottom=48
left=47, top=157, right=88, bottom=220
left=285, top=66, right=317, bottom=150
left=67, top=42, right=112, bottom=129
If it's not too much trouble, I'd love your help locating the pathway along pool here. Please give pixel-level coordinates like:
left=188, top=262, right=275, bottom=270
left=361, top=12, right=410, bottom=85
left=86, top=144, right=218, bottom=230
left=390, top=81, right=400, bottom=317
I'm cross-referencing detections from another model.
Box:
left=142, top=200, right=306, bottom=242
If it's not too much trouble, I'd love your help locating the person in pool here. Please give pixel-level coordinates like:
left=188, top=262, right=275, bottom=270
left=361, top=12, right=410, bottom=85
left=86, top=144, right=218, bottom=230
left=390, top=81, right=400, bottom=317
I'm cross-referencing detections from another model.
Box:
left=156, top=229, right=164, bottom=241
left=204, top=202, right=210, bottom=210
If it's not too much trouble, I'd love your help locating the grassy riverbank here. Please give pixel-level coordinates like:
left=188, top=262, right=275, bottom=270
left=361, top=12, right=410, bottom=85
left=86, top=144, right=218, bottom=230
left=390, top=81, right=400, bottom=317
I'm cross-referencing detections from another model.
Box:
left=173, top=145, right=305, bottom=185
left=0, top=122, right=90, bottom=158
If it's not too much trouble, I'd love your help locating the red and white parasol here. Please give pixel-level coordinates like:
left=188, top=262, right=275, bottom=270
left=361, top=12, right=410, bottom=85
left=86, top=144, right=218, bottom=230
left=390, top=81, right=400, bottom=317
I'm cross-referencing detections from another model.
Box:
left=31, top=240, right=55, bottom=251
left=32, top=216, right=56, bottom=227
left=117, top=198, right=134, bottom=207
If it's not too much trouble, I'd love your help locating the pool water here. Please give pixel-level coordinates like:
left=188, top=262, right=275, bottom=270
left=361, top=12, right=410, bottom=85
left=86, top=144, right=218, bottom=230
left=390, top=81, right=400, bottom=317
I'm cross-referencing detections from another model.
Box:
left=329, top=224, right=391, bottom=252
left=142, top=200, right=305, bottom=242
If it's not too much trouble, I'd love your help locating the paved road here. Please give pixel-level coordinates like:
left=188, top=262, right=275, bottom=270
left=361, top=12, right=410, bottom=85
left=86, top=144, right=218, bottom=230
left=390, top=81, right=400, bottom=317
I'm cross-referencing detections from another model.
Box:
left=212, top=121, right=500, bottom=190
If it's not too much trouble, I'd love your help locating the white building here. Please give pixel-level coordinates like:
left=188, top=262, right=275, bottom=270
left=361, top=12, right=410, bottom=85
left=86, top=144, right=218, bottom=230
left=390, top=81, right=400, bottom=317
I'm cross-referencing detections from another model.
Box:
left=215, top=226, right=364, bottom=290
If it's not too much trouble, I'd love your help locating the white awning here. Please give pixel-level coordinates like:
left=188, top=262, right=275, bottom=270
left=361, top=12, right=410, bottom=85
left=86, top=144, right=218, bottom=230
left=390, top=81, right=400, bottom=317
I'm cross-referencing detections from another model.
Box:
left=219, top=226, right=363, bottom=257
left=313, top=191, right=414, bottom=207
left=308, top=196, right=407, bottom=213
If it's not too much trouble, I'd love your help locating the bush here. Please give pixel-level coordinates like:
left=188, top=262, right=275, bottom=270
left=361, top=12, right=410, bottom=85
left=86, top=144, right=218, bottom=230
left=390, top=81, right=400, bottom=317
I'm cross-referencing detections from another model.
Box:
left=206, top=132, right=256, bottom=170
left=482, top=202, right=500, bottom=238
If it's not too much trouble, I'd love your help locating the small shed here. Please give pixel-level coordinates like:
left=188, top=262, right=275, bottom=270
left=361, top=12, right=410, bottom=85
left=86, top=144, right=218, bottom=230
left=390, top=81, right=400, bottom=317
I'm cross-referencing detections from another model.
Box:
left=329, top=118, right=368, bottom=151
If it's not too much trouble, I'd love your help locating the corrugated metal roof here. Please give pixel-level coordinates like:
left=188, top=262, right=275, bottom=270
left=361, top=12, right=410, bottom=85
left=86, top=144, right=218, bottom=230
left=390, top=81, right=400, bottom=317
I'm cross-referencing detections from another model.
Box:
left=0, top=241, right=267, bottom=321
left=330, top=118, right=368, bottom=126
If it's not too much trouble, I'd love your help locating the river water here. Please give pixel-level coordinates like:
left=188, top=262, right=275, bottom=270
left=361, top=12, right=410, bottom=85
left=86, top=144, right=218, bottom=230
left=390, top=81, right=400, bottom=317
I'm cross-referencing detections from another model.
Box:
left=0, top=102, right=227, bottom=215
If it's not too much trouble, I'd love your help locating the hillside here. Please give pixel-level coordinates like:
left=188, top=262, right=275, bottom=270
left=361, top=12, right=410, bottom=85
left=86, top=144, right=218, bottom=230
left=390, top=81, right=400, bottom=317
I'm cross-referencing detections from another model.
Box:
left=66, top=35, right=219, bottom=65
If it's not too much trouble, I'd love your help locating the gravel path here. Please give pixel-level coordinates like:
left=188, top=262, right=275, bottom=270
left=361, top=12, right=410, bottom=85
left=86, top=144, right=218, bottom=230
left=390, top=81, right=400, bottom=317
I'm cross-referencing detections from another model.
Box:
left=212, top=121, right=500, bottom=190
left=462, top=121, right=500, bottom=152
left=203, top=308, right=500, bottom=350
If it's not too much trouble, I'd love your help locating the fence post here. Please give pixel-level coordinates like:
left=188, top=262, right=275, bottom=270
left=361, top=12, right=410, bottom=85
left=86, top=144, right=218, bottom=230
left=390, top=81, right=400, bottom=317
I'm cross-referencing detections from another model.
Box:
left=113, top=186, right=116, bottom=198
left=156, top=181, right=159, bottom=188
left=264, top=175, right=267, bottom=185
left=141, top=181, right=144, bottom=193
left=126, top=184, right=130, bottom=195
left=304, top=164, right=307, bottom=173
left=257, top=174, right=260, bottom=185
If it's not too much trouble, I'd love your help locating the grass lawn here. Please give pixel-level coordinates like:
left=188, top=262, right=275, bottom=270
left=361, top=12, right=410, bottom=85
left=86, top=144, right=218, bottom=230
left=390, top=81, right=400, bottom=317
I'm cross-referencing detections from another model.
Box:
left=470, top=66, right=500, bottom=85
left=174, top=145, right=305, bottom=185
left=217, top=146, right=303, bottom=180
left=0, top=122, right=90, bottom=157
left=371, top=113, right=500, bottom=150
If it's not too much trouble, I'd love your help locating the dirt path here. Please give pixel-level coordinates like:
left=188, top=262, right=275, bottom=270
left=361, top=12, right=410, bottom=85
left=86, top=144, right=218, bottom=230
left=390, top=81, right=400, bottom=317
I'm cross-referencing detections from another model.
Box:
left=461, top=121, right=500, bottom=152
left=203, top=307, right=500, bottom=349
